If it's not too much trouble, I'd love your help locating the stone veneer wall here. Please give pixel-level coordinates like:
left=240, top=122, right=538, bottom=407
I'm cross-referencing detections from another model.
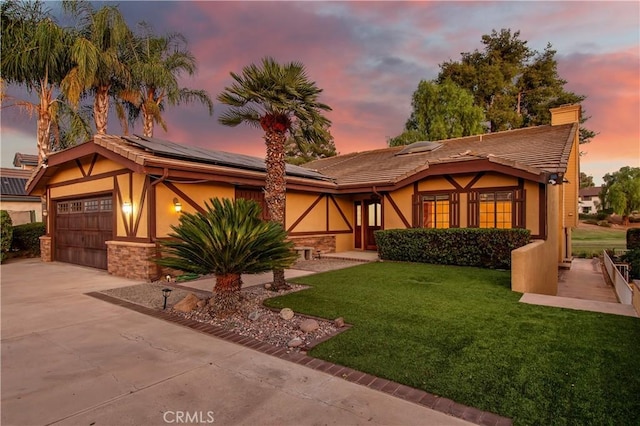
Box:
left=288, top=235, right=336, bottom=254
left=105, top=241, right=159, bottom=281
left=39, top=236, right=52, bottom=262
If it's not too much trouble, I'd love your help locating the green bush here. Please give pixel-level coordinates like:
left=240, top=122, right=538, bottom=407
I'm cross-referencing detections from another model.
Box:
left=1, top=211, right=13, bottom=263
left=11, top=222, right=45, bottom=256
left=374, top=228, right=531, bottom=269
left=621, top=249, right=640, bottom=280
left=627, top=228, right=640, bottom=250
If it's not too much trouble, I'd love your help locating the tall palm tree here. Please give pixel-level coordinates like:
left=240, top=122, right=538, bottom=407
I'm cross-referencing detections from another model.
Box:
left=60, top=1, right=132, bottom=135
left=120, top=24, right=213, bottom=137
left=217, top=57, right=332, bottom=290
left=155, top=198, right=298, bottom=312
left=1, top=0, right=73, bottom=163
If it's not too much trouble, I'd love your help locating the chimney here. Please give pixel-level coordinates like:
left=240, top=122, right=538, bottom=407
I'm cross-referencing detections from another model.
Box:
left=550, top=104, right=581, bottom=126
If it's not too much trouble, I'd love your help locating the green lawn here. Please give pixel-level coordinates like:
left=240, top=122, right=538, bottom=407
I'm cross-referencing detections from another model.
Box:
left=265, top=262, right=640, bottom=425
left=572, top=226, right=626, bottom=257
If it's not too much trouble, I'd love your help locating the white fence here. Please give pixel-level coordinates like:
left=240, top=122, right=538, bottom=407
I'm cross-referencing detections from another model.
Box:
left=602, top=250, right=633, bottom=305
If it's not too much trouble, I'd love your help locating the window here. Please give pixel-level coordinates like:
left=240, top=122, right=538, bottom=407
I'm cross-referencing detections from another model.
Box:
left=422, top=194, right=450, bottom=228
left=57, top=202, right=69, bottom=214
left=84, top=200, right=99, bottom=212
left=479, top=191, right=512, bottom=229
left=70, top=201, right=83, bottom=213
left=368, top=201, right=381, bottom=227
left=100, top=198, right=112, bottom=211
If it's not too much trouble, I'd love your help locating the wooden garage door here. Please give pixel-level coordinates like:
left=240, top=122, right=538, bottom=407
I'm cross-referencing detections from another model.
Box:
left=55, top=196, right=113, bottom=269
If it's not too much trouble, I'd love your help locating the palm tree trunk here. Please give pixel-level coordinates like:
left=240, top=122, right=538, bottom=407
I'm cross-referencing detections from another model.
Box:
left=264, top=126, right=289, bottom=290
left=94, top=85, right=110, bottom=134
left=141, top=104, right=154, bottom=137
left=37, top=85, right=53, bottom=164
left=213, top=273, right=242, bottom=312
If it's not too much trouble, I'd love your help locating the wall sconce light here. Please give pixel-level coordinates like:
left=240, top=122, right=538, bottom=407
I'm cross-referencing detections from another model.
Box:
left=173, top=198, right=182, bottom=213
left=122, top=201, right=132, bottom=215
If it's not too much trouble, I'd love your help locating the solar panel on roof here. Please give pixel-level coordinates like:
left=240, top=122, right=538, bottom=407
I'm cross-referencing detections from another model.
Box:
left=123, top=135, right=330, bottom=181
left=396, top=141, right=443, bottom=155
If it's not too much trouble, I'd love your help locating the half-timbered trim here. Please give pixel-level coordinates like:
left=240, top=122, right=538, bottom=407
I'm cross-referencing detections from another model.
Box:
left=75, top=159, right=88, bottom=177
left=132, top=178, right=149, bottom=237
left=444, top=175, right=463, bottom=191
left=47, top=169, right=130, bottom=188
left=464, top=172, right=485, bottom=190
left=385, top=193, right=411, bottom=228
left=288, top=230, right=353, bottom=236
left=329, top=195, right=353, bottom=232
left=287, top=195, right=323, bottom=233
left=161, top=181, right=206, bottom=215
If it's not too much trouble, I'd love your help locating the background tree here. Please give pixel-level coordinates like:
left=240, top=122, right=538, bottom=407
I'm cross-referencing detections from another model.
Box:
left=285, top=122, right=336, bottom=165
left=389, top=79, right=485, bottom=146
left=580, top=172, right=595, bottom=189
left=218, top=57, right=332, bottom=289
left=600, top=167, right=640, bottom=225
left=1, top=0, right=74, bottom=162
left=61, top=1, right=132, bottom=135
left=120, top=23, right=213, bottom=137
left=155, top=198, right=297, bottom=312
left=438, top=28, right=595, bottom=143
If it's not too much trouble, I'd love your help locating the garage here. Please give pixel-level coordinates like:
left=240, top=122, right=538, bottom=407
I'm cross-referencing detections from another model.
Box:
left=55, top=195, right=113, bottom=269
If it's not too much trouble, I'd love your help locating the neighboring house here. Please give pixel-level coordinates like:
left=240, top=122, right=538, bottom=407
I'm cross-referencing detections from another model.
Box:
left=27, top=104, right=581, bottom=296
left=13, top=152, right=38, bottom=170
left=0, top=168, right=42, bottom=225
left=578, top=186, right=602, bottom=213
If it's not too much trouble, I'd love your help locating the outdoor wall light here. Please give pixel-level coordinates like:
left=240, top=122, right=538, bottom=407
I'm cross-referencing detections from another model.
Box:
left=162, top=288, right=173, bottom=310
left=122, top=201, right=133, bottom=215
left=173, top=198, right=182, bottom=213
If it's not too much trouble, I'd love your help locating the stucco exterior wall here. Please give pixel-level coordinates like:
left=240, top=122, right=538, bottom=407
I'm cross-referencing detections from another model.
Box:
left=385, top=186, right=412, bottom=229
left=512, top=184, right=559, bottom=295
left=50, top=177, right=112, bottom=198
left=0, top=200, right=42, bottom=224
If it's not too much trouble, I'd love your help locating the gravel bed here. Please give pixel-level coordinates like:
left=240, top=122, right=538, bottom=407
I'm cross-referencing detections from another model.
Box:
left=101, top=281, right=343, bottom=351
left=293, top=258, right=364, bottom=272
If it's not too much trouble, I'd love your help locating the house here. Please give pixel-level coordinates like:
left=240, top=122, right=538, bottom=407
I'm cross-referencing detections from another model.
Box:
left=13, top=152, right=39, bottom=170
left=578, top=186, right=602, bottom=214
left=27, top=104, right=581, bottom=295
left=0, top=167, right=42, bottom=225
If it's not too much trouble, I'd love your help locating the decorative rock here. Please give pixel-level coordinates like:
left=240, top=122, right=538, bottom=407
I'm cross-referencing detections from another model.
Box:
left=299, top=319, right=319, bottom=332
left=264, top=283, right=272, bottom=290
left=248, top=310, right=262, bottom=321
left=196, top=299, right=207, bottom=308
left=287, top=337, right=303, bottom=347
left=334, top=317, right=345, bottom=328
left=279, top=308, right=295, bottom=320
left=173, top=293, right=200, bottom=312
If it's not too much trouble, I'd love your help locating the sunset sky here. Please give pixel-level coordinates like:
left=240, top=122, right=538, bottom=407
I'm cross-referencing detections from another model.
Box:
left=2, top=1, right=638, bottom=184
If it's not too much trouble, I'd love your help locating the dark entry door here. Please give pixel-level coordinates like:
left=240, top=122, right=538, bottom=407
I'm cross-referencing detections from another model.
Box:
left=55, top=196, right=113, bottom=269
left=364, top=200, right=381, bottom=250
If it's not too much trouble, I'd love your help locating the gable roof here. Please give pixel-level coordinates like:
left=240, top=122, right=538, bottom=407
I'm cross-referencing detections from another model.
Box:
left=579, top=186, right=602, bottom=198
left=12, top=153, right=38, bottom=169
left=27, top=134, right=338, bottom=194
left=304, top=123, right=577, bottom=188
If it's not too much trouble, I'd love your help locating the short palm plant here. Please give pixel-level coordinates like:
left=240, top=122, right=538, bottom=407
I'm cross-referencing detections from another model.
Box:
left=155, top=197, right=298, bottom=312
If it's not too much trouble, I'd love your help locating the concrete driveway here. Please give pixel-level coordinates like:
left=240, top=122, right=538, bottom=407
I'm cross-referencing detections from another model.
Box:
left=1, top=259, right=471, bottom=426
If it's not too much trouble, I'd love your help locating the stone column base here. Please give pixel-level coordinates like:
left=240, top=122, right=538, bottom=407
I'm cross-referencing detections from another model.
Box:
left=39, top=236, right=52, bottom=262
left=105, top=241, right=159, bottom=281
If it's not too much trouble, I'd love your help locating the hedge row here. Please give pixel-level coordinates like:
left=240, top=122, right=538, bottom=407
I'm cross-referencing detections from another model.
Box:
left=628, top=229, right=640, bottom=250
left=1, top=211, right=13, bottom=263
left=11, top=222, right=46, bottom=256
left=374, top=228, right=531, bottom=269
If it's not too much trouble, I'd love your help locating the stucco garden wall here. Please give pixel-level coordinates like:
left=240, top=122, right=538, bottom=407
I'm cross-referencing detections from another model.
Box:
left=511, top=185, right=559, bottom=295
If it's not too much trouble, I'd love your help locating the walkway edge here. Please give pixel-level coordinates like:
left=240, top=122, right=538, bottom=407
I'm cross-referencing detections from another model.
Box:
left=520, top=293, right=638, bottom=317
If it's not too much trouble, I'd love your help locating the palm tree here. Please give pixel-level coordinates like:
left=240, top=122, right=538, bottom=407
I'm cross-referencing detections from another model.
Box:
left=120, top=24, right=213, bottom=137
left=155, top=198, right=298, bottom=312
left=217, top=57, right=332, bottom=290
left=1, top=0, right=73, bottom=163
left=60, top=1, right=132, bottom=135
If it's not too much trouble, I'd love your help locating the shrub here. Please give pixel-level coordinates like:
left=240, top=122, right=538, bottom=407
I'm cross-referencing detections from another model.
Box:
left=11, top=222, right=45, bottom=256
left=596, top=212, right=609, bottom=221
left=596, top=220, right=611, bottom=227
left=627, top=229, right=640, bottom=250
left=1, top=211, right=13, bottom=263
left=621, top=249, right=640, bottom=280
left=374, top=228, right=531, bottom=269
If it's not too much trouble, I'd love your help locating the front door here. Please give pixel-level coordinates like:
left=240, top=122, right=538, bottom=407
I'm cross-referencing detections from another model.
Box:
left=364, top=199, right=381, bottom=250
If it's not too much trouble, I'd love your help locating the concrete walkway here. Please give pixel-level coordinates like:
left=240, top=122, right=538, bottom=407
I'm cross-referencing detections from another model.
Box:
left=1, top=258, right=471, bottom=426
left=520, top=258, right=638, bottom=317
